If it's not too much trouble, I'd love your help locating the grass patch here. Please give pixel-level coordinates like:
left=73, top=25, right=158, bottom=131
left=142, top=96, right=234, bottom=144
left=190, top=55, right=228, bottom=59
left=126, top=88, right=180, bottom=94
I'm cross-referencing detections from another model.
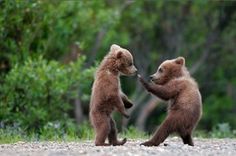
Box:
left=0, top=122, right=93, bottom=144
left=121, top=126, right=149, bottom=139
left=0, top=128, right=23, bottom=144
left=0, top=123, right=148, bottom=144
left=1, top=122, right=236, bottom=144
left=194, top=123, right=236, bottom=138
left=209, top=123, right=236, bottom=138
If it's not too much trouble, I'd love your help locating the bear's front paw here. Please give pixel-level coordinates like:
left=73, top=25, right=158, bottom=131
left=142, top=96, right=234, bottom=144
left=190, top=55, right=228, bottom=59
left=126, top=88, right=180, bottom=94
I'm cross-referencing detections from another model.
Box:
left=122, top=112, right=130, bottom=118
left=140, top=141, right=157, bottom=147
left=138, top=75, right=146, bottom=84
left=138, top=75, right=150, bottom=90
left=124, top=101, right=133, bottom=109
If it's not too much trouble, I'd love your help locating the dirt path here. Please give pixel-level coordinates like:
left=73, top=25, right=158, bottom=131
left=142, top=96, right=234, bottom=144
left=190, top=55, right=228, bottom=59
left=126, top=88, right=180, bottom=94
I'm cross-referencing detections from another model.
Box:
left=0, top=137, right=236, bottom=156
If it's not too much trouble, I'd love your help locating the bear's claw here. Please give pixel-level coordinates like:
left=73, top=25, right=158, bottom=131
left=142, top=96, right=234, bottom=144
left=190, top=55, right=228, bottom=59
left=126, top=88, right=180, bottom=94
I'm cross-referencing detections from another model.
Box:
left=140, top=141, right=157, bottom=147
left=112, top=138, right=127, bottom=146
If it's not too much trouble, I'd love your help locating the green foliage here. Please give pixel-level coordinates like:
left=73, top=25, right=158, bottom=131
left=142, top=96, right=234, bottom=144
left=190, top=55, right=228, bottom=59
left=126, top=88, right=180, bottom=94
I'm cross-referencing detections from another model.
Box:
left=0, top=121, right=81, bottom=143
left=0, top=123, right=149, bottom=144
left=0, top=56, right=94, bottom=132
left=38, top=119, right=80, bottom=141
left=201, top=95, right=235, bottom=130
left=0, top=127, right=23, bottom=144
left=0, top=0, right=119, bottom=65
left=122, top=126, right=148, bottom=139
left=210, top=123, right=236, bottom=138
left=77, top=122, right=94, bottom=140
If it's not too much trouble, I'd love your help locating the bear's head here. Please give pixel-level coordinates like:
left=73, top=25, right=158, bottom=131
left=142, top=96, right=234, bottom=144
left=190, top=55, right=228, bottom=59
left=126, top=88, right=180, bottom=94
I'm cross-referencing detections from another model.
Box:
left=150, top=57, right=186, bottom=85
left=110, top=44, right=137, bottom=76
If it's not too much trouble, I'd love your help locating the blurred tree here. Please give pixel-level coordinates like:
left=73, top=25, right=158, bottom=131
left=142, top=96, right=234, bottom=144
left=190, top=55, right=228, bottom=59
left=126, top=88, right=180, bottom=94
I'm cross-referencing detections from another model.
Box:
left=0, top=0, right=236, bottom=133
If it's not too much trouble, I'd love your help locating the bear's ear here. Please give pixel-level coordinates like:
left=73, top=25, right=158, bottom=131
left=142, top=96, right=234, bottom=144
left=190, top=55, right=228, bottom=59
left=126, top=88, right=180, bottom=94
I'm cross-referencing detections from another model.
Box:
left=110, top=44, right=120, bottom=52
left=116, top=51, right=123, bottom=59
left=175, top=57, right=185, bottom=66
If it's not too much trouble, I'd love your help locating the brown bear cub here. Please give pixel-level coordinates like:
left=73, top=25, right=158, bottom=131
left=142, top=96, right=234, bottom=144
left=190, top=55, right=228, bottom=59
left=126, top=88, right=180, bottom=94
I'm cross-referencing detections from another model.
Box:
left=90, top=44, right=137, bottom=146
left=138, top=57, right=202, bottom=146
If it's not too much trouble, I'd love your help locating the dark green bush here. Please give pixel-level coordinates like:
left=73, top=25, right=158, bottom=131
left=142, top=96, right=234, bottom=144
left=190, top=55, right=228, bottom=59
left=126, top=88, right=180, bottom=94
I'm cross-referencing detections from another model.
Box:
left=0, top=56, right=94, bottom=133
left=0, top=0, right=116, bottom=66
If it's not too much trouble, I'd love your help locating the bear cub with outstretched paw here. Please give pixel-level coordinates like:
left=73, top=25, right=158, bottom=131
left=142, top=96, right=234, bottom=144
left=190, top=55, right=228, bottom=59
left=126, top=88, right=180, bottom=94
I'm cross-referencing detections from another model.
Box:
left=138, top=57, right=202, bottom=146
left=90, top=44, right=137, bottom=146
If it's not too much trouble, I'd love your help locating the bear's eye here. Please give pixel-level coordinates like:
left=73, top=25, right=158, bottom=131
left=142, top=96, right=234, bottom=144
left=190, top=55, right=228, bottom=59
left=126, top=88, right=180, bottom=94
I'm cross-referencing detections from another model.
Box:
left=128, top=62, right=133, bottom=66
left=159, top=68, right=163, bottom=73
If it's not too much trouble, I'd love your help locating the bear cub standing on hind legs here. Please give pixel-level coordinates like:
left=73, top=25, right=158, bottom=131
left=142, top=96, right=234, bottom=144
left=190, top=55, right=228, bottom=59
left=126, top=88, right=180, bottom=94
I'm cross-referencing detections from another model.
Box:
left=138, top=57, right=202, bottom=146
left=90, top=44, right=137, bottom=146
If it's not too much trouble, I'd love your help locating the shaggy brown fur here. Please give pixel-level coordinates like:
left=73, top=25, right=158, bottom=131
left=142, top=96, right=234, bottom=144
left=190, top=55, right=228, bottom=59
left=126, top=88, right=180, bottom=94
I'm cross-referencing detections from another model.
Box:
left=138, top=57, right=202, bottom=146
left=90, top=44, right=137, bottom=146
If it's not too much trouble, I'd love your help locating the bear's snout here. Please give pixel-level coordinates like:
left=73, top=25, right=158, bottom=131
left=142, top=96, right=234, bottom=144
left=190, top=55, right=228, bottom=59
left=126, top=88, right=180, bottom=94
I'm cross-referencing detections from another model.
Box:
left=133, top=67, right=138, bottom=74
left=130, top=66, right=137, bottom=75
left=150, top=75, right=155, bottom=81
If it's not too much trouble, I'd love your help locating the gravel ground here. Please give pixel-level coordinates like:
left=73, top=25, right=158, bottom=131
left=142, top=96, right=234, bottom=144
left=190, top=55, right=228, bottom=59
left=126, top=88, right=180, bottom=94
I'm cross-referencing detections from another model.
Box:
left=0, top=137, right=236, bottom=156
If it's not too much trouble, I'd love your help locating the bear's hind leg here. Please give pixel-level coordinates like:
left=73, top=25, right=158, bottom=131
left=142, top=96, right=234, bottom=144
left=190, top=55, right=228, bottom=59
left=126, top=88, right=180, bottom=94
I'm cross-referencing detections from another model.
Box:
left=140, top=116, right=175, bottom=146
left=180, top=134, right=194, bottom=146
left=108, top=118, right=127, bottom=146
left=94, top=117, right=110, bottom=146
